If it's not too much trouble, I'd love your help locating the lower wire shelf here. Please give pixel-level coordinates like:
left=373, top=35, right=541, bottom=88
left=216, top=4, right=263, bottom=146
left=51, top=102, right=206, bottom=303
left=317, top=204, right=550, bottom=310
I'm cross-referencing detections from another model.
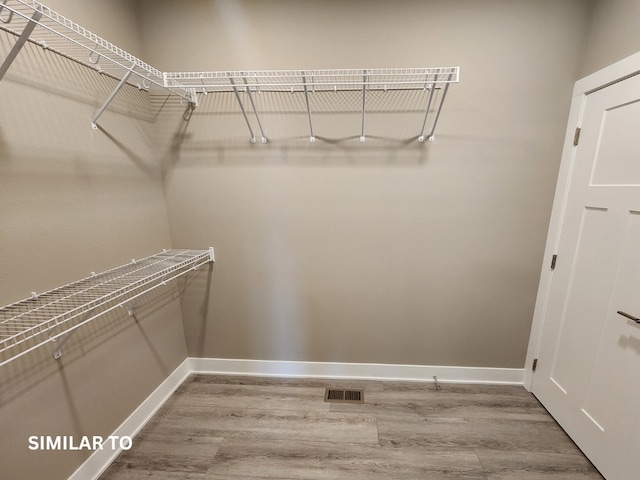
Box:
left=0, top=248, right=214, bottom=366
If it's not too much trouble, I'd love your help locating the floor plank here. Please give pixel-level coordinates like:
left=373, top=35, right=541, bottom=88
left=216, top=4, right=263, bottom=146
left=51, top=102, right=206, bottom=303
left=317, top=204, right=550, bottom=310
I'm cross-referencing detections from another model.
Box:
left=208, top=437, right=486, bottom=480
left=476, top=449, right=604, bottom=479
left=100, top=374, right=604, bottom=480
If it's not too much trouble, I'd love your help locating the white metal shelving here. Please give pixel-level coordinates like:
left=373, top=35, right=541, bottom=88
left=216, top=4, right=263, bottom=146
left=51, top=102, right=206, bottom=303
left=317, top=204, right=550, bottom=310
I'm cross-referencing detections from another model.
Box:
left=0, top=0, right=459, bottom=139
left=0, top=248, right=214, bottom=367
left=164, top=67, right=459, bottom=93
left=0, top=0, right=197, bottom=127
left=165, top=67, right=459, bottom=143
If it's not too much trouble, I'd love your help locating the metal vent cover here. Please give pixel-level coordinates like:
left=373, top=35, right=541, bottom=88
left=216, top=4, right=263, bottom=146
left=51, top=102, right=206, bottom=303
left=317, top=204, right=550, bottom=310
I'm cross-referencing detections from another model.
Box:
left=324, top=388, right=364, bottom=404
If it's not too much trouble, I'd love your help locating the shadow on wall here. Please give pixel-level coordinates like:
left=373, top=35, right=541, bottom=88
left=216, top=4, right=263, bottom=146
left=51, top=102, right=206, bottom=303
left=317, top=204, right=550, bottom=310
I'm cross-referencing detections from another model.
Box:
left=154, top=86, right=454, bottom=169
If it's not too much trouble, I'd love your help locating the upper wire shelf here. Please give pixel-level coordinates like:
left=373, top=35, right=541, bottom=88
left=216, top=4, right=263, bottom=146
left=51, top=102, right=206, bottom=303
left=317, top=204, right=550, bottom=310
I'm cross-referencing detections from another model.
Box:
left=0, top=0, right=459, bottom=139
left=0, top=0, right=194, bottom=100
left=0, top=248, right=214, bottom=367
left=165, top=67, right=460, bottom=143
left=164, top=67, right=460, bottom=93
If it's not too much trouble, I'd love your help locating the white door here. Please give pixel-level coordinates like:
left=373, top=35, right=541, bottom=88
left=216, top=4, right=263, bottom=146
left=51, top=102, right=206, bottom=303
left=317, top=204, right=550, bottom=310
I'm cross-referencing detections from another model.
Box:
left=533, top=72, right=640, bottom=480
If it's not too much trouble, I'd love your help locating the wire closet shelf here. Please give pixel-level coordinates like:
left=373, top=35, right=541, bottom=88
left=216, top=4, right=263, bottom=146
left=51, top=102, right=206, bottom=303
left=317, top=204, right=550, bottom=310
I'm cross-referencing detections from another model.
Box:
left=0, top=0, right=195, bottom=99
left=0, top=249, right=214, bottom=367
left=0, top=0, right=459, bottom=138
left=166, top=67, right=460, bottom=143
left=164, top=67, right=460, bottom=93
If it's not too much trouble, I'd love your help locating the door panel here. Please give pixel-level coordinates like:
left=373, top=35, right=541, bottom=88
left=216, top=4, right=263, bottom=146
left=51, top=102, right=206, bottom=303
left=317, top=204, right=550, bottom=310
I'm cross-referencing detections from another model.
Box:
left=533, top=73, right=640, bottom=480
left=549, top=206, right=612, bottom=397
left=590, top=100, right=640, bottom=186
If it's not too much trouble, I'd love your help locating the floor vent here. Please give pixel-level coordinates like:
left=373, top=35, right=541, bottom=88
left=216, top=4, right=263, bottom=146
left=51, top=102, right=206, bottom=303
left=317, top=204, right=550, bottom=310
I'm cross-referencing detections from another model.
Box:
left=324, top=388, right=364, bottom=404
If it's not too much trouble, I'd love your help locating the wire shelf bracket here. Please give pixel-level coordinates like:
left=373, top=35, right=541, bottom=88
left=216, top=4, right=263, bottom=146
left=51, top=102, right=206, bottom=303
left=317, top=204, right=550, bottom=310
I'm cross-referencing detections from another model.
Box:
left=229, top=76, right=257, bottom=143
left=91, top=61, right=135, bottom=130
left=243, top=76, right=267, bottom=143
left=360, top=70, right=367, bottom=142
left=301, top=71, right=315, bottom=142
left=0, top=248, right=215, bottom=366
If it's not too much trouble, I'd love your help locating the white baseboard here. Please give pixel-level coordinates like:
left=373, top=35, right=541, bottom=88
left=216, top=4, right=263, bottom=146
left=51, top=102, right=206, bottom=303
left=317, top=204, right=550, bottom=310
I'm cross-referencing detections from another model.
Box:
left=68, top=358, right=191, bottom=480
left=69, top=356, right=524, bottom=479
left=188, top=357, right=525, bottom=385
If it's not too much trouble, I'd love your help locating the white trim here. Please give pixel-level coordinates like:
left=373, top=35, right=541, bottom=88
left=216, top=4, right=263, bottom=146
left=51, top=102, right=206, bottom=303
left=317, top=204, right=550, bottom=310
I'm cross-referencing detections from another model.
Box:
left=188, top=357, right=525, bottom=385
left=525, top=50, right=640, bottom=391
left=574, top=51, right=640, bottom=95
left=68, top=358, right=191, bottom=480
left=524, top=92, right=587, bottom=391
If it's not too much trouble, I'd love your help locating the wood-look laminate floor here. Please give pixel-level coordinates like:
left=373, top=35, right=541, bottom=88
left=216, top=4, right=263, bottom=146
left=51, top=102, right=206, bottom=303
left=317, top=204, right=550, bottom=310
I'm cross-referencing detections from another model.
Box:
left=100, top=375, right=604, bottom=480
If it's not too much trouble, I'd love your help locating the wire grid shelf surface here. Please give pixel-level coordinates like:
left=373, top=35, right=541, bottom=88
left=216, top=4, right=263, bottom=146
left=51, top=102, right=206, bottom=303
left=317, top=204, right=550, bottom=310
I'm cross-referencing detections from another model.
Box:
left=0, top=0, right=193, bottom=99
left=0, top=249, right=212, bottom=366
left=164, top=67, right=460, bottom=93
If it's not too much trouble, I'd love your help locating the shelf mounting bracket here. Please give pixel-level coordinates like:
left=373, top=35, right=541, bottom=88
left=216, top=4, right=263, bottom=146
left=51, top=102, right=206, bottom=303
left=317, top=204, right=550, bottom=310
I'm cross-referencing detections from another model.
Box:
left=418, top=74, right=438, bottom=142
left=242, top=76, right=267, bottom=143
left=0, top=8, right=42, bottom=82
left=229, top=76, right=256, bottom=143
left=50, top=306, right=99, bottom=360
left=425, top=73, right=454, bottom=142
left=302, top=71, right=315, bottom=142
left=91, top=61, right=136, bottom=130
left=360, top=70, right=367, bottom=142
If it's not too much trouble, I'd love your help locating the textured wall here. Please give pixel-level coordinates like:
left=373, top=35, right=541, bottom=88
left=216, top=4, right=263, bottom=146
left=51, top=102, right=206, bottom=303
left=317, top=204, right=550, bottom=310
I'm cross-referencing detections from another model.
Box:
left=139, top=0, right=592, bottom=368
left=0, top=1, right=188, bottom=478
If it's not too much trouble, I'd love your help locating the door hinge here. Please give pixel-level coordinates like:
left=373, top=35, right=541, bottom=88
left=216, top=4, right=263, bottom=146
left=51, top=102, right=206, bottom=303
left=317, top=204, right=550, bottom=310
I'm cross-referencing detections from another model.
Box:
left=573, top=127, right=581, bottom=146
left=532, top=358, right=538, bottom=372
left=551, top=254, right=557, bottom=270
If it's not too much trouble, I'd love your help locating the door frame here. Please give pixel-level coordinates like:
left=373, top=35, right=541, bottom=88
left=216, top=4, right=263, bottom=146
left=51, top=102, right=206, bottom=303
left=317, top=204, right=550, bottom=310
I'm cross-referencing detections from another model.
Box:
left=524, top=51, right=640, bottom=391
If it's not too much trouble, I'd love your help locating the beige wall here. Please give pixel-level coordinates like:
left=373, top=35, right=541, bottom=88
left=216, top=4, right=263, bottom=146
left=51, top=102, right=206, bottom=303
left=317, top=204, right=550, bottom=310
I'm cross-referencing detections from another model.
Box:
left=0, top=1, right=187, bottom=479
left=581, top=0, right=640, bottom=77
left=10, top=0, right=638, bottom=476
left=140, top=0, right=592, bottom=368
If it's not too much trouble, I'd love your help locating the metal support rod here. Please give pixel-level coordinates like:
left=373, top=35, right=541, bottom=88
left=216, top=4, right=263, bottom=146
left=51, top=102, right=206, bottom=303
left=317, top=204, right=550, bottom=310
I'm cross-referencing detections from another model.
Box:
left=50, top=307, right=98, bottom=360
left=426, top=73, right=454, bottom=141
left=242, top=77, right=267, bottom=143
left=360, top=71, right=367, bottom=142
left=418, top=74, right=438, bottom=142
left=90, top=62, right=136, bottom=129
left=0, top=9, right=42, bottom=82
left=230, top=77, right=256, bottom=143
left=302, top=72, right=315, bottom=142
